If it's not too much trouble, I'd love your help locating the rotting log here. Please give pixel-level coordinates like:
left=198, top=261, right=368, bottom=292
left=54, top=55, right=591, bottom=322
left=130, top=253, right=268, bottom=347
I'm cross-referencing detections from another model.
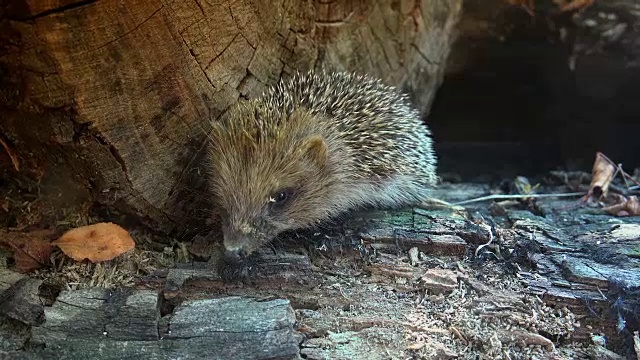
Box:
left=0, top=0, right=462, bottom=236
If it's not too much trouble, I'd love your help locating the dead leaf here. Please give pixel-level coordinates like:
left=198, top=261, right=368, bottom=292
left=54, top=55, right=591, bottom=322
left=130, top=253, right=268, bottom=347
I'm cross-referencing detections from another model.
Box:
left=52, top=222, right=135, bottom=262
left=584, top=152, right=617, bottom=201
left=603, top=196, right=640, bottom=217
left=0, top=229, right=56, bottom=272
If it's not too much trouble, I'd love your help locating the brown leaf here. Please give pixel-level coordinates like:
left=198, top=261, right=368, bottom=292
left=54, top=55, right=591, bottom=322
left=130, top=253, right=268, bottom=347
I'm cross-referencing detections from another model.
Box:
left=52, top=223, right=135, bottom=263
left=0, top=229, right=56, bottom=272
left=585, top=152, right=617, bottom=201
left=603, top=196, right=640, bottom=217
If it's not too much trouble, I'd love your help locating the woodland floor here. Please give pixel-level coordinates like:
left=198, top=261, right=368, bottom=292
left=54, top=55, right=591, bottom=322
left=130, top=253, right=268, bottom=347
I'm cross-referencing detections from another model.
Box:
left=1, top=170, right=639, bottom=360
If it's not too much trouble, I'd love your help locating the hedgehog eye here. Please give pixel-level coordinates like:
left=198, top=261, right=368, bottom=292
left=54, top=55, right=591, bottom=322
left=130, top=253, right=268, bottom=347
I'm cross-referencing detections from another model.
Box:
left=274, top=192, right=288, bottom=202
left=268, top=188, right=294, bottom=209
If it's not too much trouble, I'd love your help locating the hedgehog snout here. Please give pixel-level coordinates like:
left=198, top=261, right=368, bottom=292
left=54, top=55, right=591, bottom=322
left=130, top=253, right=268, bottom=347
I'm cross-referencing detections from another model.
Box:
left=221, top=221, right=269, bottom=263
left=223, top=248, right=246, bottom=264
left=222, top=232, right=252, bottom=264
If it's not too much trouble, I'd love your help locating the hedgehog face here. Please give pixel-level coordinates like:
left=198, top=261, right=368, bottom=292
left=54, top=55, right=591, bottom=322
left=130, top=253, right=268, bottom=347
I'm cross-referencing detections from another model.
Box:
left=217, top=184, right=307, bottom=262
left=208, top=104, right=339, bottom=263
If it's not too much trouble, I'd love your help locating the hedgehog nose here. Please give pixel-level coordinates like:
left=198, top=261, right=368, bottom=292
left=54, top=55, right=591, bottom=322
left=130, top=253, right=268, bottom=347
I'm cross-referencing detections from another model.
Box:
left=224, top=249, right=246, bottom=264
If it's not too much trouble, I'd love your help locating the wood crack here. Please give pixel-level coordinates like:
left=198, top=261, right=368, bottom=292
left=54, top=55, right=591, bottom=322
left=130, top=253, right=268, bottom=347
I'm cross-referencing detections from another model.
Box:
left=166, top=329, right=290, bottom=337
left=367, top=22, right=393, bottom=72
left=105, top=144, right=127, bottom=176
left=7, top=0, right=97, bottom=22
left=228, top=6, right=256, bottom=50
left=411, top=43, right=439, bottom=66
left=205, top=33, right=240, bottom=71
left=193, top=0, right=206, bottom=17
left=179, top=36, right=215, bottom=90
left=91, top=5, right=164, bottom=53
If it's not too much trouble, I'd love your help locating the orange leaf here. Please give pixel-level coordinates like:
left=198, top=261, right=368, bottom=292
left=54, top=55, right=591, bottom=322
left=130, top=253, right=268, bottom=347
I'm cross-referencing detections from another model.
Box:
left=52, top=223, right=135, bottom=263
left=0, top=229, right=56, bottom=272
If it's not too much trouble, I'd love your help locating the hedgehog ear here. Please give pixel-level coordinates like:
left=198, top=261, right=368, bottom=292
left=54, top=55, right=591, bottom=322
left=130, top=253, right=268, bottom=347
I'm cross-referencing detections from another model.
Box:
left=300, top=135, right=328, bottom=167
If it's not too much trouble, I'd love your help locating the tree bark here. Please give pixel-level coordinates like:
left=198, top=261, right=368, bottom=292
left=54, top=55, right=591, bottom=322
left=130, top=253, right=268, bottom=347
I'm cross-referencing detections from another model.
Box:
left=0, top=0, right=462, bottom=235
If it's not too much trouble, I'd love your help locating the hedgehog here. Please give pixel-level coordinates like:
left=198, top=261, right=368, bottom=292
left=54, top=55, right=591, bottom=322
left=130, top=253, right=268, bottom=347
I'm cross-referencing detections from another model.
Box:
left=207, top=70, right=439, bottom=263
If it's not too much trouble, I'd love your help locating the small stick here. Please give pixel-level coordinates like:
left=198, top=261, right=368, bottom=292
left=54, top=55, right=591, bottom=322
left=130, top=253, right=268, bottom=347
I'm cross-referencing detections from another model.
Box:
left=452, top=192, right=585, bottom=206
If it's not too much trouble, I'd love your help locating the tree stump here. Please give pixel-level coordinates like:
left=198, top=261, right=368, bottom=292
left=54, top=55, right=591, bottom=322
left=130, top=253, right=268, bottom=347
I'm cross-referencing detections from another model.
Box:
left=0, top=0, right=462, bottom=236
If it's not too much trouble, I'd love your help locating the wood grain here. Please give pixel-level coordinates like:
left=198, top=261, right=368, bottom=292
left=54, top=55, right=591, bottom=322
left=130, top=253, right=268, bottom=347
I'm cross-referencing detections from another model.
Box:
left=0, top=0, right=462, bottom=235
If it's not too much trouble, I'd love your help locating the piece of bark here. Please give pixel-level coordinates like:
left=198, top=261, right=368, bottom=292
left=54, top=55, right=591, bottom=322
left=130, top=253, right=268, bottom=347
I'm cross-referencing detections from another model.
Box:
left=0, top=315, right=32, bottom=352
left=587, top=345, right=627, bottom=360
left=165, top=250, right=322, bottom=302
left=419, top=268, right=459, bottom=294
left=0, top=269, right=44, bottom=326
left=31, top=288, right=160, bottom=343
left=0, top=269, right=27, bottom=293
left=510, top=206, right=640, bottom=347
left=29, top=288, right=301, bottom=359
left=358, top=210, right=468, bottom=257
left=0, top=269, right=44, bottom=351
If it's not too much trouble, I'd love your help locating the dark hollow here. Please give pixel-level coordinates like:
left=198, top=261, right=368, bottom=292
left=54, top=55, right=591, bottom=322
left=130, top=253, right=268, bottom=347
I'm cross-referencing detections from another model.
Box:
left=428, top=3, right=640, bottom=182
